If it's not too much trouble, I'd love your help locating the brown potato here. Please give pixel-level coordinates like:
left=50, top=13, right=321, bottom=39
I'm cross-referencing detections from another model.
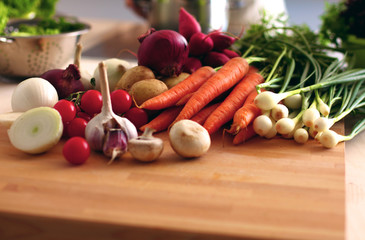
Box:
left=129, top=79, right=168, bottom=106
left=115, top=66, right=155, bottom=91
left=163, top=72, right=190, bottom=89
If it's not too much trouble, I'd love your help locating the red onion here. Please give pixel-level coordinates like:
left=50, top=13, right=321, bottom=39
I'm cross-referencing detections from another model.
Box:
left=137, top=29, right=189, bottom=77
left=40, top=64, right=84, bottom=99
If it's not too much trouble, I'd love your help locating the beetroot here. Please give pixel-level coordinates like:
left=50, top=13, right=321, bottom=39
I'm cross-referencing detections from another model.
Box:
left=222, top=49, right=240, bottom=59
left=40, top=64, right=83, bottom=99
left=178, top=7, right=201, bottom=41
left=188, top=32, right=214, bottom=57
left=209, top=30, right=237, bottom=51
left=202, top=52, right=230, bottom=68
left=182, top=57, right=202, bottom=73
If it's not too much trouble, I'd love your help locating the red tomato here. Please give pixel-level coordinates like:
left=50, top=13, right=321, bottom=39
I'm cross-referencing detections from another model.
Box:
left=66, top=118, right=88, bottom=138
left=53, top=99, right=76, bottom=123
left=76, top=111, right=92, bottom=122
left=111, top=89, right=132, bottom=115
left=63, top=137, right=90, bottom=165
left=124, top=107, right=149, bottom=129
left=80, top=90, right=102, bottom=116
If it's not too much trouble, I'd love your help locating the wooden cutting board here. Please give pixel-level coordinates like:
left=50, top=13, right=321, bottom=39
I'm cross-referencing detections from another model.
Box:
left=0, top=123, right=345, bottom=240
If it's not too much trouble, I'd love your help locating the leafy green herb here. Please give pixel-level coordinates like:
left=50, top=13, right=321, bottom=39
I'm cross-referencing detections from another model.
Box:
left=320, top=0, right=365, bottom=46
left=10, top=17, right=86, bottom=36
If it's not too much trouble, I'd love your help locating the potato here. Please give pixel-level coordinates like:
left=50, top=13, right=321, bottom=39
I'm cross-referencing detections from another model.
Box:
left=163, top=72, right=190, bottom=89
left=115, top=66, right=155, bottom=91
left=129, top=79, right=168, bottom=106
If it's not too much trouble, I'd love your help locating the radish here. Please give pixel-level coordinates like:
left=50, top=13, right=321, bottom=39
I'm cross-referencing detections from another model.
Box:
left=222, top=49, right=240, bottom=59
left=178, top=7, right=201, bottom=41
left=209, top=30, right=237, bottom=51
left=188, top=32, right=213, bottom=56
left=8, top=107, right=63, bottom=154
left=182, top=57, right=202, bottom=73
left=202, top=51, right=230, bottom=68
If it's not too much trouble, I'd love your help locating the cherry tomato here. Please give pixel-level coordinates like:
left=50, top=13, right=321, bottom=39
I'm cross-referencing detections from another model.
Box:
left=76, top=111, right=92, bottom=122
left=63, top=137, right=90, bottom=165
left=54, top=99, right=76, bottom=123
left=80, top=90, right=102, bottom=116
left=111, top=89, right=132, bottom=115
left=124, top=107, right=149, bottom=129
left=67, top=118, right=88, bottom=138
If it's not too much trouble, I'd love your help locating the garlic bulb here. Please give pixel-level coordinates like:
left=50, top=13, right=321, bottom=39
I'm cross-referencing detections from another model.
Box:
left=11, top=77, right=59, bottom=112
left=85, top=62, right=137, bottom=159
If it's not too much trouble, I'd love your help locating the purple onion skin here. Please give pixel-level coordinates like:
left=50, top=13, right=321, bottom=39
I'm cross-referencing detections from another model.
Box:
left=137, top=29, right=189, bottom=77
left=40, top=64, right=84, bottom=99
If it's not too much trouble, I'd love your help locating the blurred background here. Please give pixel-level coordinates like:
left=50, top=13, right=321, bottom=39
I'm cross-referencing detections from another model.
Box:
left=56, top=0, right=340, bottom=31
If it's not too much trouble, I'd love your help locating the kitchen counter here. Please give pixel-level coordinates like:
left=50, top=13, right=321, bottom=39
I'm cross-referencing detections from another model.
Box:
left=0, top=18, right=364, bottom=240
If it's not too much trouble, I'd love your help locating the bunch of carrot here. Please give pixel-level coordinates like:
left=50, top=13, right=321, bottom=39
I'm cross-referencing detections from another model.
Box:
left=139, top=56, right=265, bottom=144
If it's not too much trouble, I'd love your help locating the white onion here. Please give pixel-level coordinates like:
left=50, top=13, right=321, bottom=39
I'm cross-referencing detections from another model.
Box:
left=11, top=77, right=59, bottom=112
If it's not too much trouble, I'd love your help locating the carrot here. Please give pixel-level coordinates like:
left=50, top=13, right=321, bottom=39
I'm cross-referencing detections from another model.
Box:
left=203, top=71, right=264, bottom=134
left=175, top=92, right=194, bottom=106
left=140, top=66, right=215, bottom=110
left=190, top=102, right=220, bottom=125
left=174, top=57, right=250, bottom=122
left=139, top=106, right=183, bottom=132
left=232, top=124, right=256, bottom=145
left=226, top=89, right=262, bottom=135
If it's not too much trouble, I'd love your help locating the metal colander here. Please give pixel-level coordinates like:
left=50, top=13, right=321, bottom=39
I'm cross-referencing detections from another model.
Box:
left=0, top=18, right=90, bottom=78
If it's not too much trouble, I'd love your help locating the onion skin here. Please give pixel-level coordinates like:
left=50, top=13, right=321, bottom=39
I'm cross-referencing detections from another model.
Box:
left=41, top=64, right=84, bottom=99
left=137, top=29, right=189, bottom=77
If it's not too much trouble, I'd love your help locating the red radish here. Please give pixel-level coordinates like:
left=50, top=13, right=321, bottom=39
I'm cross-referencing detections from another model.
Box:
left=137, top=29, right=189, bottom=77
left=222, top=49, right=240, bottom=58
left=40, top=64, right=83, bottom=99
left=209, top=30, right=237, bottom=51
left=188, top=32, right=214, bottom=56
left=203, top=51, right=230, bottom=68
left=182, top=57, right=202, bottom=73
left=178, top=7, right=201, bottom=41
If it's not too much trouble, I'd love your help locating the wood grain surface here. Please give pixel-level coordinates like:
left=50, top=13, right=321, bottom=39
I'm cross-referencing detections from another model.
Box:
left=0, top=123, right=344, bottom=240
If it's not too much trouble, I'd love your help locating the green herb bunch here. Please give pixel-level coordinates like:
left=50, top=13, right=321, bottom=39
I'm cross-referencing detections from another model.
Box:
left=320, top=0, right=365, bottom=46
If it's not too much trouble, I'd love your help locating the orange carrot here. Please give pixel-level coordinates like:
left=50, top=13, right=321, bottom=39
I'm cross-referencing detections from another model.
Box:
left=203, top=71, right=264, bottom=134
left=226, top=89, right=262, bottom=135
left=175, top=92, right=194, bottom=106
left=140, top=66, right=215, bottom=110
left=139, top=106, right=183, bottom=132
left=174, top=57, right=249, bottom=122
left=190, top=102, right=220, bottom=125
left=232, top=124, right=256, bottom=145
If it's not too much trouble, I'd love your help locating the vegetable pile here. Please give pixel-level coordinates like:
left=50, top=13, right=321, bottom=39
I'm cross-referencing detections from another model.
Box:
left=2, top=7, right=365, bottom=166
